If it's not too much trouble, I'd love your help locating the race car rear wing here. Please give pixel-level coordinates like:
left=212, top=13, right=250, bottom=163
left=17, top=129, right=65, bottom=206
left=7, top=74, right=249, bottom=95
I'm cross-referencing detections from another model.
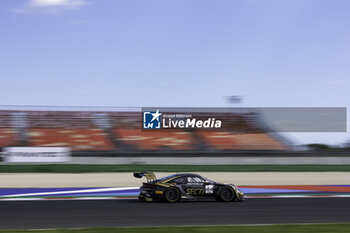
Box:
left=133, top=172, right=156, bottom=182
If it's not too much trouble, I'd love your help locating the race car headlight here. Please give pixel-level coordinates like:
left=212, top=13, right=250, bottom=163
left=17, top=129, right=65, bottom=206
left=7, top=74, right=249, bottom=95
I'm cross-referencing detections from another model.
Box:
left=232, top=185, right=240, bottom=191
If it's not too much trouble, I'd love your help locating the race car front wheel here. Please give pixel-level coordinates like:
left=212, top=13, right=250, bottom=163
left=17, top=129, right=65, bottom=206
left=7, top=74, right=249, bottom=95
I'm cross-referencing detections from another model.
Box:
left=164, top=187, right=181, bottom=203
left=218, top=187, right=235, bottom=202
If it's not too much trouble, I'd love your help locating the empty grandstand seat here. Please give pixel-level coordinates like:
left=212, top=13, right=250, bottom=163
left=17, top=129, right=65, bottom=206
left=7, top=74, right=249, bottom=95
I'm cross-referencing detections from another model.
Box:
left=115, top=129, right=193, bottom=150
left=0, top=112, right=12, bottom=128
left=27, top=128, right=115, bottom=151
left=198, top=131, right=286, bottom=150
left=198, top=131, right=240, bottom=150
left=234, top=133, right=287, bottom=150
left=27, top=111, right=96, bottom=128
left=0, top=128, right=17, bottom=147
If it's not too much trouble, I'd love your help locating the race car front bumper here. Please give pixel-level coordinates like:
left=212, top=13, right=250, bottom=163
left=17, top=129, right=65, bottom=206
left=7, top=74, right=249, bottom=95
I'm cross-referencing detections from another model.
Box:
left=236, top=192, right=245, bottom=201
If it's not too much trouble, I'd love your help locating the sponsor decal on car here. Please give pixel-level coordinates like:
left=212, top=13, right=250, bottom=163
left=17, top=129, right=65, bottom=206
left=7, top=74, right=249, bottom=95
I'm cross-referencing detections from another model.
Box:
left=186, top=188, right=205, bottom=195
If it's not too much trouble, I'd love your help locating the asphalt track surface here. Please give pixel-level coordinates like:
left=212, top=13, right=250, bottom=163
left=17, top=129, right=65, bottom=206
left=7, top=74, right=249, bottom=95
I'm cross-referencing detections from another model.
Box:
left=1, top=198, right=350, bottom=229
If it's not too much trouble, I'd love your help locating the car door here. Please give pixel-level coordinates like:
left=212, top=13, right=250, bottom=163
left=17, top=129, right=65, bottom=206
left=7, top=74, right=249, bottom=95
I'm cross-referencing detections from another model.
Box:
left=183, top=176, right=206, bottom=197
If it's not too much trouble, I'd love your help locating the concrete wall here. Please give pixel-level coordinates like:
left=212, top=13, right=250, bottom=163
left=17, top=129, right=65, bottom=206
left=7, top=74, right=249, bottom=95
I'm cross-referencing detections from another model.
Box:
left=70, top=156, right=350, bottom=165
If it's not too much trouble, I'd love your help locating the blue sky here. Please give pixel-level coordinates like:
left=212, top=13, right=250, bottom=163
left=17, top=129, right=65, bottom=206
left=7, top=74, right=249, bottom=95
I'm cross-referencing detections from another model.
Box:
left=0, top=0, right=349, bottom=145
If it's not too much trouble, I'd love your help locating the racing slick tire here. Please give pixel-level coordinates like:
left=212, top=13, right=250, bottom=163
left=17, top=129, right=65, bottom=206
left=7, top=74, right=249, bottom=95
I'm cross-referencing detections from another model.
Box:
left=164, top=187, right=181, bottom=203
left=218, top=186, right=235, bottom=202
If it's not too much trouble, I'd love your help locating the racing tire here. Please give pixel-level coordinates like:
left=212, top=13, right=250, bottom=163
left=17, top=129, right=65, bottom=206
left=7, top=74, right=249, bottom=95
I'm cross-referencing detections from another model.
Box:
left=218, top=186, right=235, bottom=202
left=164, top=187, right=181, bottom=203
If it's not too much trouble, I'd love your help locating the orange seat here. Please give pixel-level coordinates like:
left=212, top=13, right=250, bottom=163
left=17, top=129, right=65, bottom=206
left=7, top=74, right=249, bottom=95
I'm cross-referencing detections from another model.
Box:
left=0, top=128, right=17, bottom=147
left=115, top=129, right=193, bottom=150
left=233, top=133, right=287, bottom=150
left=199, top=131, right=286, bottom=150
left=198, top=131, right=240, bottom=150
left=28, top=128, right=115, bottom=151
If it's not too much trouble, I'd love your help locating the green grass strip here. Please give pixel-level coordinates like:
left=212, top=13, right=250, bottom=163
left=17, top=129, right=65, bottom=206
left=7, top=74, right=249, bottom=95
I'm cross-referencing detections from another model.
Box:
left=1, top=164, right=350, bottom=173
left=1, top=224, right=350, bottom=233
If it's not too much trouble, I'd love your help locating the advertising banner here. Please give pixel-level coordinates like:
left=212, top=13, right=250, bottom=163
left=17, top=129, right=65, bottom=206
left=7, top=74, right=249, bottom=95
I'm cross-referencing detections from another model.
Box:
left=3, top=147, right=70, bottom=163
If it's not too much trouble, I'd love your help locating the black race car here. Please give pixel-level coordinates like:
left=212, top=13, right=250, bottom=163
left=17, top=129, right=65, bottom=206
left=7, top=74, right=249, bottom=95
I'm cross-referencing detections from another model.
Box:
left=134, top=172, right=245, bottom=202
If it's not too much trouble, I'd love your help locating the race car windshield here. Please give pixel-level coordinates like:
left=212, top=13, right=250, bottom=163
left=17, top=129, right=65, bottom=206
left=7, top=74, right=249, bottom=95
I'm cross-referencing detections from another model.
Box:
left=202, top=176, right=214, bottom=183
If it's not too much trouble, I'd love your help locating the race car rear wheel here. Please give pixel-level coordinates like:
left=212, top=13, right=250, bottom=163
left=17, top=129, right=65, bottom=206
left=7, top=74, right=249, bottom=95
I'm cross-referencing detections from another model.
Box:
left=164, top=187, right=181, bottom=203
left=218, top=186, right=235, bottom=202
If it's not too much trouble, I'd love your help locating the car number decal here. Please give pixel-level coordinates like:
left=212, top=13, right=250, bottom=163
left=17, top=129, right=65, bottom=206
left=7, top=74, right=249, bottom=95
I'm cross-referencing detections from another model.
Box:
left=205, top=185, right=214, bottom=194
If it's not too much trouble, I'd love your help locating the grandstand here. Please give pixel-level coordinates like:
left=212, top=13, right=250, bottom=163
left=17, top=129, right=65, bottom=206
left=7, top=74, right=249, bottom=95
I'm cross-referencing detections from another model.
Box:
left=0, top=108, right=289, bottom=151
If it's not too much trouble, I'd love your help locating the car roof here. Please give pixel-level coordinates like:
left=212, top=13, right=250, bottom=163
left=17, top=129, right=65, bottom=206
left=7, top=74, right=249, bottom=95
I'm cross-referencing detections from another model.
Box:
left=172, top=173, right=200, bottom=177
left=154, top=173, right=208, bottom=183
left=157, top=173, right=200, bottom=181
left=166, top=173, right=202, bottom=179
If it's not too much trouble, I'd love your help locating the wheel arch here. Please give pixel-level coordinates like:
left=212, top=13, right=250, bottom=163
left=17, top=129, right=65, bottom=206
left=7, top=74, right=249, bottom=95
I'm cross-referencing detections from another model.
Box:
left=216, top=185, right=236, bottom=201
left=164, top=186, right=181, bottom=203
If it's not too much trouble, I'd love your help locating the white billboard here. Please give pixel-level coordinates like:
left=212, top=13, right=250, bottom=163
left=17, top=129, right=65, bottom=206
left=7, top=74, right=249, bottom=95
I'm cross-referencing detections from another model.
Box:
left=3, top=147, right=70, bottom=163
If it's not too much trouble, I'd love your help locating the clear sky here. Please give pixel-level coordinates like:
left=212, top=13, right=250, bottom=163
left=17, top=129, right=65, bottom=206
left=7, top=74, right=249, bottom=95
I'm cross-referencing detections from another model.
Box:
left=0, top=0, right=349, bottom=145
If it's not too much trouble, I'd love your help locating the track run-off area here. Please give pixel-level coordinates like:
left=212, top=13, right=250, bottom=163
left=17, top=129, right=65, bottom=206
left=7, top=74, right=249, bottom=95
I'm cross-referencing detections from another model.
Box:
left=1, top=198, right=350, bottom=229
left=1, top=186, right=350, bottom=229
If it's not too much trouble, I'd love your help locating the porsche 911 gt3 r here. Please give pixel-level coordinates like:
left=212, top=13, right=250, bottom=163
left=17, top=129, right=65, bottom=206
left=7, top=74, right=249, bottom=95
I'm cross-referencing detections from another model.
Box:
left=134, top=172, right=245, bottom=202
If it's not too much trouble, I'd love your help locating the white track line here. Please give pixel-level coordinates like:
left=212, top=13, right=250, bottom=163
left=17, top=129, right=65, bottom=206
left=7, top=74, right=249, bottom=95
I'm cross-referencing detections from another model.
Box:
left=1, top=195, right=350, bottom=201
left=0, top=187, right=139, bottom=198
left=246, top=195, right=350, bottom=198
left=0, top=197, right=137, bottom=201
